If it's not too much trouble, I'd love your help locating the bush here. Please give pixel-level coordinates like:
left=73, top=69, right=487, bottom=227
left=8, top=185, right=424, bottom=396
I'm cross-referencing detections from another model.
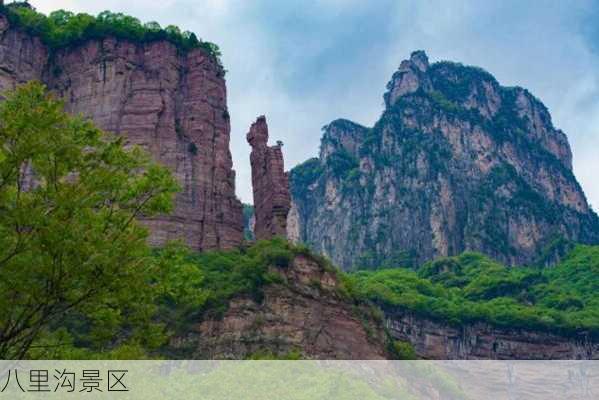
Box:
left=262, top=247, right=293, bottom=268
left=389, top=340, right=417, bottom=360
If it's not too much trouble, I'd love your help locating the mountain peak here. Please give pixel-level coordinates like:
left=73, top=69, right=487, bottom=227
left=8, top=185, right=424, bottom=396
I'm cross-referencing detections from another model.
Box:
left=384, top=50, right=432, bottom=108
left=409, top=50, right=429, bottom=72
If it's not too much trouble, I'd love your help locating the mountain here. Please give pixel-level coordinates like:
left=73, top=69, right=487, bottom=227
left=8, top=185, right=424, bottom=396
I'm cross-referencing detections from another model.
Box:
left=289, top=50, right=599, bottom=270
left=163, top=239, right=599, bottom=360
left=3, top=4, right=599, bottom=361
left=0, top=5, right=243, bottom=251
left=166, top=240, right=599, bottom=360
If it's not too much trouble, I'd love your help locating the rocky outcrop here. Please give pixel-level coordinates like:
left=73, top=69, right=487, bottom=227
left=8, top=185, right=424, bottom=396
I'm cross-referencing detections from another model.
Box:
left=170, top=254, right=388, bottom=359
left=247, top=116, right=291, bottom=240
left=0, top=12, right=244, bottom=251
left=290, top=50, right=599, bottom=269
left=385, top=308, right=598, bottom=360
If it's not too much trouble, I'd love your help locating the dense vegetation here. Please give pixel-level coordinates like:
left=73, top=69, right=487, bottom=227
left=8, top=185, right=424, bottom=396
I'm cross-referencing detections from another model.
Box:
left=1, top=2, right=222, bottom=65
left=345, top=245, right=599, bottom=338
left=0, top=82, right=179, bottom=359
left=30, top=235, right=302, bottom=359
left=289, top=157, right=323, bottom=191
left=36, top=236, right=599, bottom=358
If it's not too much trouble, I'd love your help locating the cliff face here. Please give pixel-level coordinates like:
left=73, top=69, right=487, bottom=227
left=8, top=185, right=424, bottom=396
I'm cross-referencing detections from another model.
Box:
left=0, top=14, right=243, bottom=250
left=247, top=116, right=291, bottom=240
left=0, top=14, right=46, bottom=93
left=170, top=254, right=388, bottom=359
left=385, top=308, right=598, bottom=360
left=167, top=251, right=598, bottom=360
left=290, top=50, right=599, bottom=269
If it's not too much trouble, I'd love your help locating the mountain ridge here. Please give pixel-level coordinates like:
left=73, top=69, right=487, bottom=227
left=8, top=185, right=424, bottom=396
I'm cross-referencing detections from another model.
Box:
left=289, top=50, right=599, bottom=270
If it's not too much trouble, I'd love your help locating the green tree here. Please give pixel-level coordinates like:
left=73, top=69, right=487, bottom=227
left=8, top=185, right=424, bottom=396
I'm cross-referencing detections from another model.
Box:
left=0, top=82, right=179, bottom=359
left=1, top=6, right=223, bottom=67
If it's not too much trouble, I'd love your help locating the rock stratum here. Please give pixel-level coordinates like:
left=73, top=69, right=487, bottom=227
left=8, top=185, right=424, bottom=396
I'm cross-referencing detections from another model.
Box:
left=0, top=12, right=243, bottom=251
left=247, top=116, right=291, bottom=240
left=169, top=252, right=389, bottom=359
left=290, top=50, right=599, bottom=270
left=385, top=308, right=598, bottom=360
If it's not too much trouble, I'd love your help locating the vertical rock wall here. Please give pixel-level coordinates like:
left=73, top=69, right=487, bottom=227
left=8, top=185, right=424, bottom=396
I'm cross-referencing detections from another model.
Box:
left=247, top=116, right=291, bottom=240
left=384, top=308, right=598, bottom=360
left=0, top=14, right=244, bottom=251
left=0, top=14, right=47, bottom=95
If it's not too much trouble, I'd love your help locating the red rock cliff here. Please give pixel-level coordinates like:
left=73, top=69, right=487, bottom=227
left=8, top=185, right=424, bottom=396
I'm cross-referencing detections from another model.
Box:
left=0, top=14, right=243, bottom=251
left=247, top=116, right=291, bottom=240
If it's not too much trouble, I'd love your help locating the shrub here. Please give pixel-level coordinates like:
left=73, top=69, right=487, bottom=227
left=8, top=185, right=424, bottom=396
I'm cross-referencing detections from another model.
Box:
left=389, top=340, right=417, bottom=360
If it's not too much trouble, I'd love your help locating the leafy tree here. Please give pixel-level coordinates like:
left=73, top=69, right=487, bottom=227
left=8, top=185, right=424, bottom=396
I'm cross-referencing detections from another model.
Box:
left=144, top=21, right=162, bottom=32
left=1, top=5, right=223, bottom=67
left=0, top=82, right=179, bottom=359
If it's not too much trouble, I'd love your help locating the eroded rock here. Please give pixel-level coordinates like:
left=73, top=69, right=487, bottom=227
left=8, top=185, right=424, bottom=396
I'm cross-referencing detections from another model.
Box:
left=247, top=116, right=291, bottom=240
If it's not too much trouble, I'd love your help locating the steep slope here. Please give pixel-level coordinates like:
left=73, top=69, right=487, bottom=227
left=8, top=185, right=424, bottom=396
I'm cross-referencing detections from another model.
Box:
left=290, top=50, right=599, bottom=269
left=166, top=241, right=389, bottom=359
left=0, top=7, right=243, bottom=251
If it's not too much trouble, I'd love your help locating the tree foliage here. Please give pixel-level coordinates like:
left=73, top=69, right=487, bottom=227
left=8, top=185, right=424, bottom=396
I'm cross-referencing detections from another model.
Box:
left=1, top=3, right=222, bottom=66
left=0, top=82, right=179, bottom=359
left=27, top=236, right=297, bottom=359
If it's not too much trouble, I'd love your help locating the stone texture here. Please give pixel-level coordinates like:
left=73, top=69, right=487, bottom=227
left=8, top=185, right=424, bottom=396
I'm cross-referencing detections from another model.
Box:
left=0, top=14, right=47, bottom=96
left=290, top=50, right=599, bottom=269
left=247, top=116, right=291, bottom=240
left=384, top=308, right=598, bottom=360
left=169, top=254, right=388, bottom=359
left=0, top=14, right=244, bottom=251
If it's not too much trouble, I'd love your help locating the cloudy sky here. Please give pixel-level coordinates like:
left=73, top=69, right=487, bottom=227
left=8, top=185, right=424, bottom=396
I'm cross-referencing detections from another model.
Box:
left=30, top=0, right=599, bottom=208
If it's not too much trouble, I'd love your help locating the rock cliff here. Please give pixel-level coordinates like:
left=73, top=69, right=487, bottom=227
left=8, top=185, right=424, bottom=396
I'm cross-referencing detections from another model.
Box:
left=169, top=253, right=389, bottom=359
left=290, top=50, right=599, bottom=269
left=0, top=12, right=243, bottom=250
left=385, top=308, right=598, bottom=360
left=247, top=116, right=291, bottom=240
left=166, top=248, right=598, bottom=360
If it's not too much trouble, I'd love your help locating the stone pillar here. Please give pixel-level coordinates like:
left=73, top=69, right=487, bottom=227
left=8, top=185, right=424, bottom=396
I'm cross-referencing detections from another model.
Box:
left=247, top=116, right=291, bottom=240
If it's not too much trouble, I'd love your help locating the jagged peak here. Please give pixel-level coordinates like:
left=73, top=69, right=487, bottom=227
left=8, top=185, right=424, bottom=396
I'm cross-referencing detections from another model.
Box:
left=409, top=50, right=429, bottom=72
left=247, top=115, right=269, bottom=147
left=384, top=50, right=433, bottom=108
